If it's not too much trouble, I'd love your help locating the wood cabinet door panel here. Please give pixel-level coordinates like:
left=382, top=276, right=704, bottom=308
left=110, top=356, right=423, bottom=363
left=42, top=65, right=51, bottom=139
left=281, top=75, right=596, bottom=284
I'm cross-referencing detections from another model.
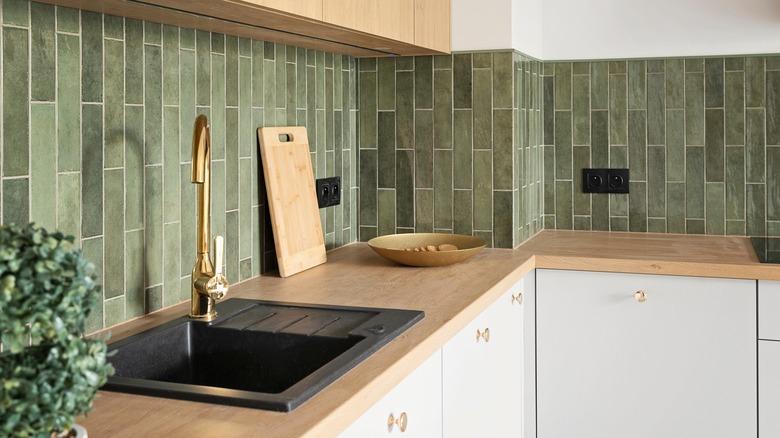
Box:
left=323, top=0, right=414, bottom=44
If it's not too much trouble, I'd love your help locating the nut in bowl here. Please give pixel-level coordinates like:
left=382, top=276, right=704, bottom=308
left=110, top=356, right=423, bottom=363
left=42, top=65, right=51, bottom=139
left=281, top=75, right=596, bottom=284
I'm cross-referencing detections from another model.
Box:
left=367, top=233, right=486, bottom=267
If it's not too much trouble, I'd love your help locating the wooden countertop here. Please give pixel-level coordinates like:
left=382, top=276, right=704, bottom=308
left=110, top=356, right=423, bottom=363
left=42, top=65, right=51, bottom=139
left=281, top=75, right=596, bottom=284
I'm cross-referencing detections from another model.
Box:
left=79, top=231, right=780, bottom=437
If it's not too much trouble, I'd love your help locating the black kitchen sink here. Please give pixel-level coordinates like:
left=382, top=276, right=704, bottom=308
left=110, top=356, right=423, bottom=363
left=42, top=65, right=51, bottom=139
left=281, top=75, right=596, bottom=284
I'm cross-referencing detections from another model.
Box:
left=104, top=299, right=423, bottom=411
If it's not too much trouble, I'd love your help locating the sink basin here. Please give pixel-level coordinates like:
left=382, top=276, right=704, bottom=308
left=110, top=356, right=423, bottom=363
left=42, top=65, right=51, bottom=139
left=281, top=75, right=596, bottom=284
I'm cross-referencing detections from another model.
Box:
left=104, top=299, right=423, bottom=411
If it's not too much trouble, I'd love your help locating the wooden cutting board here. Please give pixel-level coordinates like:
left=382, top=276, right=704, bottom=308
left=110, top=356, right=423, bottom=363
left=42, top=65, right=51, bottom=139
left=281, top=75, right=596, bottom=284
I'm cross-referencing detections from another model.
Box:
left=258, top=127, right=326, bottom=277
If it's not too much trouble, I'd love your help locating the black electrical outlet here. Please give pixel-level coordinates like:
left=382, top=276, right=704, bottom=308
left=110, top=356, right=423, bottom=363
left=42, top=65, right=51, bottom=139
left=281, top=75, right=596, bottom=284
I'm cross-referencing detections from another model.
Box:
left=582, top=168, right=629, bottom=194
left=315, top=176, right=341, bottom=208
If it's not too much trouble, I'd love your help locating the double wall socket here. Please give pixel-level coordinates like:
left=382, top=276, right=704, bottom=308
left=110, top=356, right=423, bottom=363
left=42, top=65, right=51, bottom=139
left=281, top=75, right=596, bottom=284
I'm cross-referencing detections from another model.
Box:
left=315, top=176, right=341, bottom=208
left=582, top=168, right=630, bottom=194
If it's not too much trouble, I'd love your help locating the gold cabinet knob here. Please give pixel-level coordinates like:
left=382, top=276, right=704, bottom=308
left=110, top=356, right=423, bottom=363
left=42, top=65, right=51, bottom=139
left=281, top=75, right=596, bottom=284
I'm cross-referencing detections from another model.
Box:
left=476, top=327, right=490, bottom=343
left=511, top=292, right=523, bottom=305
left=634, top=290, right=648, bottom=303
left=387, top=412, right=408, bottom=433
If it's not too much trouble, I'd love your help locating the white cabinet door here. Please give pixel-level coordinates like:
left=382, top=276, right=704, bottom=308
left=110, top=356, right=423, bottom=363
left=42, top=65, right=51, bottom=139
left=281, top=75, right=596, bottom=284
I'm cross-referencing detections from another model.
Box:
left=759, top=280, right=780, bottom=340
left=537, top=269, right=756, bottom=438
left=760, top=341, right=780, bottom=437
left=340, top=350, right=442, bottom=438
left=442, top=275, right=526, bottom=438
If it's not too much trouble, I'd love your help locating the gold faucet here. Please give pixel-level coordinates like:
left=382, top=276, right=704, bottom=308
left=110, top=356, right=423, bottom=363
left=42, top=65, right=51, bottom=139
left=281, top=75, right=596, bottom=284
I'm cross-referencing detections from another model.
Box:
left=189, top=114, right=229, bottom=320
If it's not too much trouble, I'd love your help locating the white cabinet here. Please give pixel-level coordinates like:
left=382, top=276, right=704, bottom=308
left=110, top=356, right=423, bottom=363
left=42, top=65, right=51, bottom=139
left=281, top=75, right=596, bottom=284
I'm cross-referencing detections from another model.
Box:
left=442, top=273, right=530, bottom=438
left=536, top=269, right=757, bottom=438
left=340, top=350, right=442, bottom=438
left=760, top=341, right=780, bottom=437
left=760, top=280, right=780, bottom=340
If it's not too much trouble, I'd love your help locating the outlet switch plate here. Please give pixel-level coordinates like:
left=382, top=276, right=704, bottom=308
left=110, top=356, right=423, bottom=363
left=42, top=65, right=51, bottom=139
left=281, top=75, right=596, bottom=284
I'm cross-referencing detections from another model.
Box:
left=582, top=168, right=629, bottom=194
left=315, top=176, right=341, bottom=208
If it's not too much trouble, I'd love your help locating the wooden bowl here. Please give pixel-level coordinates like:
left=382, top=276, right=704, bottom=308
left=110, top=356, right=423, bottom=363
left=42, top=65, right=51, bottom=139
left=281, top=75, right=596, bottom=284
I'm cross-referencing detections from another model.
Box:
left=367, top=233, right=486, bottom=267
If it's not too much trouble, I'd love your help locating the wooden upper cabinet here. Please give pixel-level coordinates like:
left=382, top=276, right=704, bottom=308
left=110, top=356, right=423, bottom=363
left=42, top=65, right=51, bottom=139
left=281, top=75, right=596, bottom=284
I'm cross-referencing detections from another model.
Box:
left=322, top=0, right=415, bottom=45
left=414, top=0, right=451, bottom=53
left=248, top=0, right=323, bottom=20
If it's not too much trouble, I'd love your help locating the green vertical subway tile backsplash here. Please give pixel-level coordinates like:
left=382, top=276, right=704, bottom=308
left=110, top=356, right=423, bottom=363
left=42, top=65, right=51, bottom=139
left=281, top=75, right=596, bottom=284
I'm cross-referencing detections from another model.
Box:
left=543, top=55, right=779, bottom=236
left=358, top=51, right=544, bottom=248
left=0, top=0, right=358, bottom=331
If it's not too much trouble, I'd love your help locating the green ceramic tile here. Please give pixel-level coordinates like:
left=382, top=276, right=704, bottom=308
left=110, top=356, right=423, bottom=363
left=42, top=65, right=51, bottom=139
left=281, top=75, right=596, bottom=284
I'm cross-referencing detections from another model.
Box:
left=434, top=69, right=453, bottom=150
left=472, top=53, right=491, bottom=69
left=4, top=0, right=28, bottom=26
left=725, top=57, right=744, bottom=71
left=493, top=52, right=513, bottom=109
left=609, top=146, right=628, bottom=216
left=434, top=149, right=453, bottom=229
left=554, top=111, right=572, bottom=179
left=704, top=58, right=724, bottom=108
left=573, top=146, right=590, bottom=216
left=238, top=37, right=251, bottom=57
left=57, top=173, right=80, bottom=240
left=647, top=60, right=665, bottom=73
left=238, top=57, right=252, bottom=157
left=554, top=63, right=572, bottom=110
left=163, top=107, right=180, bottom=223
left=686, top=219, right=705, bottom=234
left=543, top=76, right=554, bottom=144
left=647, top=73, right=665, bottom=145
left=493, top=191, right=513, bottom=248
left=251, top=40, right=264, bottom=108
left=746, top=109, right=765, bottom=183
left=415, top=110, right=434, bottom=188
left=125, top=105, right=144, bottom=230
left=647, top=145, right=666, bottom=218
left=104, top=168, right=124, bottom=299
left=81, top=104, right=103, bottom=238
left=395, top=149, right=414, bottom=228
left=58, top=36, right=81, bottom=168
left=163, top=222, right=181, bottom=307
left=543, top=146, right=555, bottom=215
left=610, top=216, right=629, bottom=232
left=104, top=39, right=124, bottom=168
left=609, top=61, right=627, bottom=74
left=726, top=220, right=745, bottom=236
left=705, top=109, right=724, bottom=182
left=103, top=14, right=123, bottom=40
left=358, top=70, right=376, bottom=148
left=686, top=58, right=704, bottom=73
left=667, top=182, right=686, bottom=233
left=180, top=28, right=194, bottom=50
left=768, top=56, right=780, bottom=71
left=163, top=25, right=180, bottom=105
left=725, top=147, right=745, bottom=221
left=453, top=54, right=472, bottom=109
left=375, top=57, right=394, bottom=111
left=628, top=110, right=647, bottom=180
left=628, top=60, right=646, bottom=110
left=377, top=111, right=395, bottom=188
left=29, top=104, right=56, bottom=230
left=415, top=56, right=433, bottom=109
left=179, top=49, right=195, bottom=161
left=453, top=110, right=472, bottom=189
left=572, top=62, right=589, bottom=75
left=629, top=182, right=647, bottom=232
left=725, top=71, right=745, bottom=145
left=104, top=297, right=125, bottom=328
left=768, top=71, right=780, bottom=145
left=359, top=150, right=377, bottom=226
left=473, top=68, right=492, bottom=149
left=238, top=157, right=251, bottom=259
left=648, top=218, right=666, bottom=233
left=572, top=75, right=590, bottom=145
left=224, top=209, right=238, bottom=282
left=144, top=45, right=163, bottom=164
left=211, top=159, right=226, bottom=253
left=591, top=62, right=608, bottom=110
left=4, top=27, right=29, bottom=177
left=746, top=57, right=764, bottom=108
left=196, top=30, right=210, bottom=106
left=609, top=74, right=627, bottom=145
left=180, top=163, right=196, bottom=276
left=264, top=59, right=277, bottom=125
left=275, top=44, right=287, bottom=112
left=769, top=147, right=780, bottom=221
left=144, top=21, right=161, bottom=45
left=434, top=55, right=451, bottom=69
left=665, top=109, right=685, bottom=181
left=685, top=72, right=705, bottom=146
left=473, top=150, right=492, bottom=230
left=415, top=189, right=434, bottom=233
left=81, top=11, right=102, bottom=102
left=591, top=110, right=609, bottom=167
left=453, top=189, right=473, bottom=235
left=56, top=5, right=79, bottom=33
left=377, top=189, right=396, bottom=236
left=494, top=109, right=513, bottom=190
left=573, top=215, right=591, bottom=231
left=555, top=181, right=573, bottom=230
left=592, top=192, right=609, bottom=231
left=82, top=236, right=103, bottom=331
left=125, top=229, right=144, bottom=317
left=665, top=59, right=685, bottom=109
left=747, top=184, right=766, bottom=236
left=144, top=166, right=163, bottom=287
left=3, top=178, right=28, bottom=226
left=30, top=3, right=55, bottom=102
left=705, top=182, right=725, bottom=235
left=686, top=146, right=705, bottom=218
left=125, top=19, right=143, bottom=104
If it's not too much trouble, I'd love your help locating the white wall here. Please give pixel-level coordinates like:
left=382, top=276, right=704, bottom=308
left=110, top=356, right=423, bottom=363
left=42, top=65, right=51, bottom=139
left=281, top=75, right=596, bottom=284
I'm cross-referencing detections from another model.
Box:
left=542, top=0, right=780, bottom=59
left=453, top=0, right=780, bottom=60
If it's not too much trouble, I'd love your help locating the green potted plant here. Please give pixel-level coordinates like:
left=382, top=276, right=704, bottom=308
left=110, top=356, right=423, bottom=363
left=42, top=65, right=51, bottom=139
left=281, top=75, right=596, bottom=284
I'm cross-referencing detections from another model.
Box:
left=0, top=224, right=113, bottom=438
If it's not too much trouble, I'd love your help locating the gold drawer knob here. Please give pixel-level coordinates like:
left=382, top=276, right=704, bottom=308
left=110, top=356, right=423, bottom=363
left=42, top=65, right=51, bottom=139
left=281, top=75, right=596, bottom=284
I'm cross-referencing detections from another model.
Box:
left=511, top=292, right=523, bottom=305
left=634, top=290, right=648, bottom=303
left=475, top=327, right=490, bottom=343
left=387, top=412, right=408, bottom=433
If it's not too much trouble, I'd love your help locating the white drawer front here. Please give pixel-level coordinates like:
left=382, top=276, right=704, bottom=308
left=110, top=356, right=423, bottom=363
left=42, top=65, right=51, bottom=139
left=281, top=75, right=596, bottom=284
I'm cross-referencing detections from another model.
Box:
left=760, top=341, right=780, bottom=438
left=760, top=280, right=780, bottom=340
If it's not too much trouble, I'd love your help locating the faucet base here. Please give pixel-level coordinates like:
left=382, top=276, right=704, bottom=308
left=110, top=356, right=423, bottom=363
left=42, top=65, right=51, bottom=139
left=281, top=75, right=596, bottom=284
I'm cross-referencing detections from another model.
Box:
left=189, top=311, right=218, bottom=321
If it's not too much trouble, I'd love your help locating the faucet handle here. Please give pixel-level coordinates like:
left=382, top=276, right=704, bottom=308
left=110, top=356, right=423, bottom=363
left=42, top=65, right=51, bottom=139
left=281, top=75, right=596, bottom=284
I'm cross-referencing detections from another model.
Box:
left=214, top=235, right=224, bottom=275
